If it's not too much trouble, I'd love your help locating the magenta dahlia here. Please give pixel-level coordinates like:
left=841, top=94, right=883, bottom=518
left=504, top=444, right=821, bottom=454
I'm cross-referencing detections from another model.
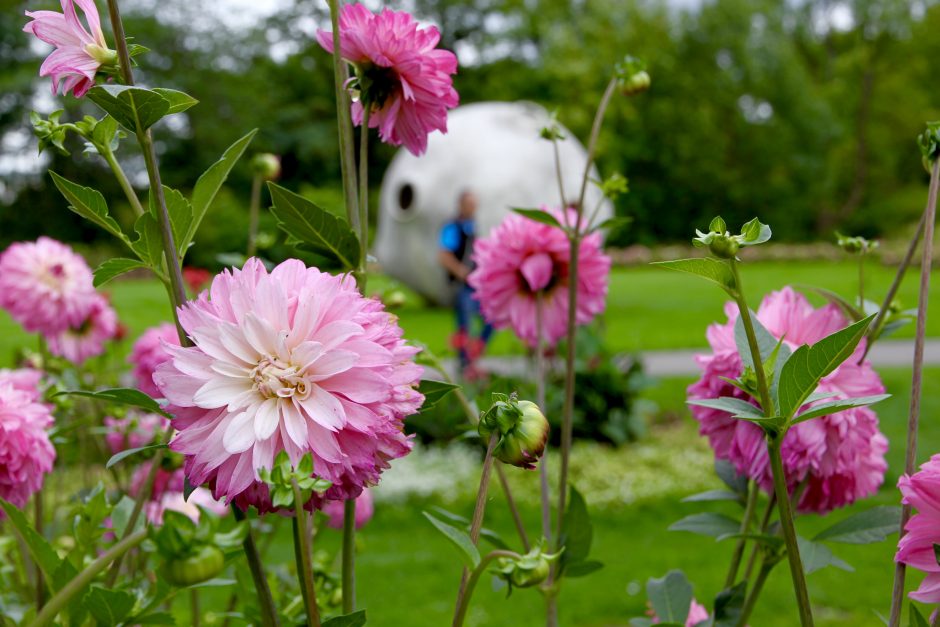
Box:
left=153, top=258, right=422, bottom=512
left=896, top=455, right=940, bottom=603
left=688, top=287, right=888, bottom=514
left=45, top=293, right=118, bottom=364
left=0, top=380, right=56, bottom=513
left=316, top=3, right=458, bottom=156
left=129, top=323, right=180, bottom=399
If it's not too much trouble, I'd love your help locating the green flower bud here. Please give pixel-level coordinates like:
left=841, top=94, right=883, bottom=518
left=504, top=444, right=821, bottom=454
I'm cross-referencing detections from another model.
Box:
left=478, top=394, right=549, bottom=469
left=836, top=232, right=878, bottom=255
left=250, top=153, right=281, bottom=181
left=162, top=545, right=225, bottom=587
left=615, top=55, right=650, bottom=96
left=493, top=541, right=562, bottom=593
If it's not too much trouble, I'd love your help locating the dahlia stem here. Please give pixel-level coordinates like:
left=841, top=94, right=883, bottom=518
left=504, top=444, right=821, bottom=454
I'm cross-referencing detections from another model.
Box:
left=724, top=480, right=758, bottom=588
left=551, top=137, right=568, bottom=209
left=247, top=173, right=262, bottom=257
left=190, top=588, right=200, bottom=627
left=858, top=250, right=866, bottom=309
left=888, top=156, right=940, bottom=627
left=233, top=505, right=281, bottom=627
left=99, top=142, right=145, bottom=217
left=727, top=260, right=774, bottom=415
left=34, top=493, right=44, bottom=610
left=291, top=480, right=321, bottom=627
left=535, top=297, right=552, bottom=543
left=326, top=0, right=360, bottom=233
left=576, top=77, right=618, bottom=212
left=452, top=550, right=521, bottom=627
left=495, top=464, right=530, bottom=552
left=737, top=558, right=775, bottom=627
left=743, top=493, right=776, bottom=583
left=357, top=106, right=370, bottom=276
left=28, top=529, right=147, bottom=627
left=341, top=498, right=356, bottom=613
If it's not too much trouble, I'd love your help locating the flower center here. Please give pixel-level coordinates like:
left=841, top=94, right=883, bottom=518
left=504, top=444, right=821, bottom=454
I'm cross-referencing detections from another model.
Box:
left=251, top=357, right=309, bottom=400
left=358, top=63, right=401, bottom=110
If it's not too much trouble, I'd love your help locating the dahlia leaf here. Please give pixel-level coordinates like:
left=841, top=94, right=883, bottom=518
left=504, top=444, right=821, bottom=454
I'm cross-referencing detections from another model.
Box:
left=93, top=258, right=148, bottom=287
left=322, top=610, right=367, bottom=627
left=82, top=585, right=136, bottom=626
left=687, top=397, right=765, bottom=420
left=91, top=114, right=121, bottom=152
left=564, top=560, right=604, bottom=578
left=733, top=312, right=784, bottom=371
left=131, top=212, right=165, bottom=269
left=714, top=460, right=748, bottom=495
left=791, top=394, right=890, bottom=425
left=55, top=388, right=172, bottom=418
left=512, top=207, right=564, bottom=229
left=106, top=443, right=168, bottom=469
left=776, top=315, right=876, bottom=420
left=559, top=486, right=593, bottom=575
left=910, top=604, right=930, bottom=627
left=427, top=507, right=510, bottom=550
left=418, top=379, right=459, bottom=411
left=151, top=88, right=199, bottom=115
left=652, top=258, right=737, bottom=295
left=0, top=499, right=63, bottom=586
left=803, top=286, right=864, bottom=322
left=423, top=511, right=480, bottom=568
left=646, top=570, right=693, bottom=625
left=712, top=582, right=747, bottom=627
left=88, top=85, right=171, bottom=133
left=668, top=512, right=740, bottom=539
left=268, top=182, right=361, bottom=271
left=796, top=536, right=853, bottom=575
left=681, top=489, right=742, bottom=504
left=738, top=217, right=771, bottom=246
left=186, top=129, right=258, bottom=253
left=111, top=496, right=143, bottom=538
left=813, top=506, right=901, bottom=544
left=49, top=171, right=127, bottom=243
left=149, top=185, right=192, bottom=259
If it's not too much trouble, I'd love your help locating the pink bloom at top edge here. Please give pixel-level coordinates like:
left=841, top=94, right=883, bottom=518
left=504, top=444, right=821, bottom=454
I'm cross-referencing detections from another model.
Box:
left=651, top=598, right=710, bottom=626
left=23, top=0, right=112, bottom=98
left=896, top=454, right=940, bottom=603
left=153, top=258, right=423, bottom=514
left=687, top=286, right=888, bottom=514
left=316, top=3, right=458, bottom=156
left=322, top=488, right=374, bottom=530
left=0, top=237, right=96, bottom=335
left=468, top=207, right=611, bottom=348
left=129, top=323, right=181, bottom=399
left=0, top=382, right=56, bottom=516
left=45, top=292, right=119, bottom=365
left=0, top=369, right=43, bottom=403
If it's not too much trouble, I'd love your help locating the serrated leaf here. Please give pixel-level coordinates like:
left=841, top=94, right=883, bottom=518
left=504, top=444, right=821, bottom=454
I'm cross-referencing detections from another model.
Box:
left=106, top=443, right=168, bottom=469
left=269, top=182, right=360, bottom=270
left=512, top=207, right=564, bottom=228
left=151, top=88, right=198, bottom=115
left=776, top=315, right=876, bottom=419
left=733, top=312, right=781, bottom=371
left=93, top=258, right=148, bottom=287
left=419, top=379, right=460, bottom=412
left=83, top=585, right=135, bottom=626
left=652, top=258, right=736, bottom=295
left=669, top=512, right=740, bottom=539
left=0, top=500, right=62, bottom=586
left=792, top=394, right=891, bottom=425
left=322, top=610, right=367, bottom=627
left=681, top=489, right=742, bottom=503
left=91, top=115, right=120, bottom=151
left=559, top=486, right=593, bottom=574
left=797, top=536, right=854, bottom=575
left=647, top=570, right=693, bottom=625
left=49, top=172, right=126, bottom=241
left=813, top=506, right=901, bottom=544
left=55, top=388, right=171, bottom=418
left=687, top=397, right=765, bottom=420
left=149, top=185, right=193, bottom=259
left=131, top=212, right=164, bottom=268
left=88, top=85, right=171, bottom=132
left=423, top=512, right=480, bottom=568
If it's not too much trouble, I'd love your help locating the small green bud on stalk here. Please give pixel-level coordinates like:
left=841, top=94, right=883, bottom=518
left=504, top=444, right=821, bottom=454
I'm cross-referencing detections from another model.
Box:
left=478, top=394, right=549, bottom=469
left=161, top=544, right=225, bottom=586
left=493, top=540, right=562, bottom=593
left=615, top=55, right=650, bottom=96
left=250, top=153, right=282, bottom=181
left=836, top=232, right=878, bottom=255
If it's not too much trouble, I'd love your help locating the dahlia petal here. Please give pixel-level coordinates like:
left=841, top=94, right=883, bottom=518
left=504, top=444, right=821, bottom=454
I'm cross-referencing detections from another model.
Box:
left=222, top=412, right=255, bottom=454
left=253, top=399, right=280, bottom=440
left=300, top=386, right=347, bottom=431
left=194, top=376, right=252, bottom=409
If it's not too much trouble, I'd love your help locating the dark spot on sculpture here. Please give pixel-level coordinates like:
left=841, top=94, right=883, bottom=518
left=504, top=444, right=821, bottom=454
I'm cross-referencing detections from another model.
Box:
left=398, top=183, right=414, bottom=211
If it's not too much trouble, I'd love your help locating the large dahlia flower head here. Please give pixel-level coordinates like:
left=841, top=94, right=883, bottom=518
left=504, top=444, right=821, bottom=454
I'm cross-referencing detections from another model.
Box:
left=154, top=259, right=423, bottom=514
left=896, top=455, right=940, bottom=604
left=0, top=369, right=56, bottom=514
left=688, top=286, right=888, bottom=514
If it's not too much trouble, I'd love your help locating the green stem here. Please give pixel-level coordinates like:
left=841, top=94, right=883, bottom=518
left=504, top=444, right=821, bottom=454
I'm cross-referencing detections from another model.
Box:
left=34, top=493, right=44, bottom=611
left=342, top=498, right=356, bottom=613
left=326, top=0, right=360, bottom=232
left=551, top=138, right=567, bottom=209
left=535, top=297, right=552, bottom=543
left=724, top=480, right=758, bottom=588
left=247, top=174, right=262, bottom=257
left=190, top=588, right=200, bottom=627
left=28, top=530, right=147, bottom=627
left=452, top=550, right=521, bottom=627
left=495, top=464, right=531, bottom=552
left=858, top=253, right=865, bottom=309
left=743, top=493, right=776, bottom=582
left=291, top=480, right=321, bottom=627
left=576, top=77, right=618, bottom=213
left=232, top=506, right=281, bottom=627
left=358, top=106, right=370, bottom=277
left=99, top=144, right=144, bottom=217
left=889, top=156, right=940, bottom=627
left=554, top=230, right=579, bottom=544
left=728, top=260, right=774, bottom=415
left=737, top=558, right=775, bottom=627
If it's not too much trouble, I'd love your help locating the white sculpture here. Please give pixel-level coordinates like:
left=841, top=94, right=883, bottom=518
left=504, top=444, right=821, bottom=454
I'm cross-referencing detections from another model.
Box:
left=373, top=101, right=613, bottom=305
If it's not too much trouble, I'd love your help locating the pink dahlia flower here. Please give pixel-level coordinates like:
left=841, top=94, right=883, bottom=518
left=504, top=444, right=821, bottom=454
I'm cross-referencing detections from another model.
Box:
left=130, top=464, right=227, bottom=525
left=0, top=369, right=43, bottom=402
left=129, top=323, right=180, bottom=399
left=154, top=258, right=422, bottom=512
left=651, top=598, right=710, bottom=626
left=103, top=412, right=167, bottom=455
left=0, top=237, right=96, bottom=335
left=316, top=3, right=458, bottom=156
left=322, top=488, right=374, bottom=530
left=46, top=293, right=118, bottom=364
left=896, top=455, right=940, bottom=603
left=468, top=207, right=611, bottom=348
left=0, top=381, right=56, bottom=514
left=23, top=0, right=114, bottom=98
left=688, top=287, right=888, bottom=514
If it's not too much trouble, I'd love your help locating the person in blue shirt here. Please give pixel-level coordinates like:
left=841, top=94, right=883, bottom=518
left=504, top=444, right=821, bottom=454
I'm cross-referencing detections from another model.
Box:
left=438, top=190, right=493, bottom=373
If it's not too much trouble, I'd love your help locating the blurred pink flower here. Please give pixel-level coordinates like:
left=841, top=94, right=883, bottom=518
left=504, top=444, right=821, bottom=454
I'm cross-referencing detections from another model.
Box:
left=0, top=369, right=43, bottom=402
left=0, top=381, right=55, bottom=515
left=46, top=293, right=118, bottom=364
left=468, top=207, right=611, bottom=348
left=688, top=287, right=888, bottom=514
left=103, top=412, right=167, bottom=455
left=129, top=323, right=180, bottom=399
left=896, top=454, right=940, bottom=603
left=131, top=463, right=227, bottom=525
left=0, top=237, right=96, bottom=335
left=154, top=259, right=422, bottom=512
left=23, top=0, right=114, bottom=98
left=650, top=598, right=710, bottom=626
left=322, top=488, right=374, bottom=530
left=316, top=3, right=458, bottom=156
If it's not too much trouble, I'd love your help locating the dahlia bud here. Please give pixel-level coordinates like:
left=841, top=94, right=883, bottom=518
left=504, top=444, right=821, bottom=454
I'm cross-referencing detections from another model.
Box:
left=478, top=394, right=549, bottom=469
left=918, top=121, right=940, bottom=166
left=250, top=153, right=281, bottom=181
left=836, top=232, right=878, bottom=255
left=693, top=216, right=770, bottom=258
left=493, top=541, right=561, bottom=592
left=615, top=55, right=650, bottom=96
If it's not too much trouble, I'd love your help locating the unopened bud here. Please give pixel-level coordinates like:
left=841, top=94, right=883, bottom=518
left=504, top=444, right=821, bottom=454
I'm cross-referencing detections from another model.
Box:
left=493, top=541, right=561, bottom=592
left=250, top=153, right=281, bottom=181
left=478, top=394, right=549, bottom=469
left=615, top=55, right=650, bottom=96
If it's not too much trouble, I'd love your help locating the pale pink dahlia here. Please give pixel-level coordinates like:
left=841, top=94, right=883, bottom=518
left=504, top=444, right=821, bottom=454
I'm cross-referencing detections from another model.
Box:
left=130, top=464, right=227, bottom=525
left=0, top=381, right=56, bottom=513
left=316, top=3, right=458, bottom=156
left=688, top=286, right=888, bottom=514
left=322, top=488, right=374, bottom=530
left=46, top=293, right=118, bottom=364
left=23, top=0, right=115, bottom=98
left=129, top=323, right=180, bottom=399
left=103, top=412, right=167, bottom=455
left=896, top=455, right=940, bottom=603
left=0, top=237, right=96, bottom=335
left=468, top=207, right=611, bottom=348
left=154, top=258, right=422, bottom=512
left=0, top=369, right=43, bottom=402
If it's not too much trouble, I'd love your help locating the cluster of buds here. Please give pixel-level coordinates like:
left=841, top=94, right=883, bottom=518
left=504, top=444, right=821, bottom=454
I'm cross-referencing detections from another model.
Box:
left=694, top=216, right=771, bottom=259
left=478, top=393, right=549, bottom=469
left=836, top=232, right=879, bottom=255
left=259, top=452, right=332, bottom=510
left=493, top=540, right=561, bottom=594
left=615, top=55, right=651, bottom=96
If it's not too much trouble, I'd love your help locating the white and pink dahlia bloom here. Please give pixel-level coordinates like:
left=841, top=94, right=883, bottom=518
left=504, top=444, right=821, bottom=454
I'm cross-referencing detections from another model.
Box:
left=688, top=286, right=888, bottom=514
left=896, top=455, right=940, bottom=604
left=129, top=323, right=180, bottom=399
left=23, top=0, right=114, bottom=98
left=322, top=488, right=374, bottom=530
left=46, top=293, right=119, bottom=364
left=316, top=3, right=458, bottom=156
left=0, top=237, right=96, bottom=335
left=154, top=259, right=423, bottom=512
left=0, top=381, right=56, bottom=513
left=468, top=207, right=611, bottom=348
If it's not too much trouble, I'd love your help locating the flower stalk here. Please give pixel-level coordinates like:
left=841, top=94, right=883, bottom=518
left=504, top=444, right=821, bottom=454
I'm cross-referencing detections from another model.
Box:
left=342, top=498, right=356, bottom=613
left=232, top=505, right=281, bottom=627
left=535, top=298, right=552, bottom=543
left=292, top=479, right=322, bottom=627
left=326, top=0, right=360, bottom=233
left=247, top=173, right=262, bottom=257
left=452, top=550, right=521, bottom=627
left=724, top=480, right=758, bottom=588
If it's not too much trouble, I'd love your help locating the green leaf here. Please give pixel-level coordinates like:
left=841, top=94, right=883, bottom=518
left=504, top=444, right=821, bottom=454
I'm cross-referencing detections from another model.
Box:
left=423, top=512, right=480, bottom=568
left=149, top=185, right=193, bottom=259
left=131, top=212, right=165, bottom=268
left=652, top=258, right=736, bottom=295
left=797, top=536, right=854, bottom=575
left=93, top=258, right=148, bottom=287
left=151, top=88, right=198, bottom=115
left=733, top=312, right=784, bottom=372
left=738, top=217, right=771, bottom=246
left=106, top=443, right=168, bottom=469
left=111, top=496, right=141, bottom=538
left=268, top=182, right=361, bottom=271
left=87, top=85, right=171, bottom=132
left=792, top=394, right=891, bottom=425
left=49, top=172, right=126, bottom=241
left=83, top=585, right=135, bottom=626
left=813, top=506, right=901, bottom=544
left=669, top=512, right=740, bottom=539
left=322, top=610, right=367, bottom=627
left=715, top=460, right=748, bottom=495
left=804, top=286, right=864, bottom=323
left=55, top=388, right=171, bottom=418
left=0, top=500, right=62, bottom=585
left=91, top=115, right=120, bottom=151
left=418, top=379, right=460, bottom=412
left=185, top=130, right=257, bottom=253
left=687, top=397, right=765, bottom=420
left=128, top=612, right=175, bottom=625
left=647, top=570, right=693, bottom=625
left=713, top=582, right=747, bottom=627
left=592, top=216, right=632, bottom=233
left=681, top=489, right=742, bottom=503
left=512, top=207, right=564, bottom=228
left=564, top=560, right=604, bottom=578
left=776, top=315, right=876, bottom=419
left=910, top=604, right=930, bottom=627
left=709, top=216, right=727, bottom=232
left=559, top=486, right=593, bottom=574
